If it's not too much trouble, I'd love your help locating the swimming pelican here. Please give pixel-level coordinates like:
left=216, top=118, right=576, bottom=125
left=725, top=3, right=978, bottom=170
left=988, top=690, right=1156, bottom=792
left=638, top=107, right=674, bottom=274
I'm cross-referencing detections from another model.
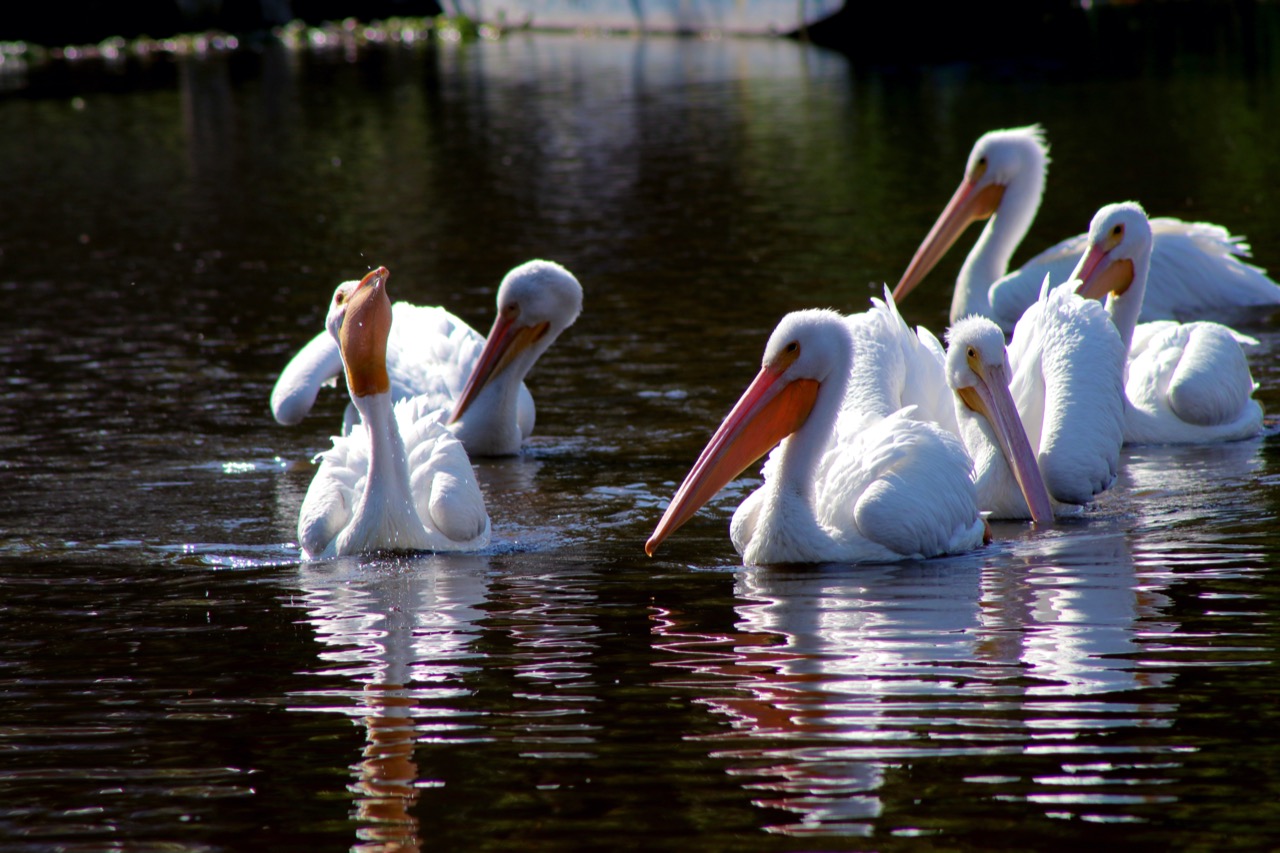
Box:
left=892, top=125, right=1280, bottom=331
left=297, top=267, right=491, bottom=559
left=946, top=299, right=1123, bottom=520
left=1072, top=202, right=1264, bottom=445
left=645, top=308, right=1031, bottom=566
left=863, top=287, right=1058, bottom=521
left=271, top=259, right=583, bottom=457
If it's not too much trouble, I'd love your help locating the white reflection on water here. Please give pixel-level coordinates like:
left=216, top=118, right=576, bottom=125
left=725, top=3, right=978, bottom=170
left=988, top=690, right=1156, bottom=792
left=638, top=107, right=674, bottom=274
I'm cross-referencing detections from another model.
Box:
left=285, top=550, right=613, bottom=848
left=999, top=530, right=1174, bottom=700
left=651, top=434, right=1274, bottom=836
left=290, top=556, right=492, bottom=852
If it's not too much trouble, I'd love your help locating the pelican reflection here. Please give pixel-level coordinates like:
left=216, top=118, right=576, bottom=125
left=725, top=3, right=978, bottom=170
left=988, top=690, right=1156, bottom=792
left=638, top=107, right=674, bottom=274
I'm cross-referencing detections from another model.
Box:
left=292, top=555, right=492, bottom=851
left=651, top=526, right=1178, bottom=835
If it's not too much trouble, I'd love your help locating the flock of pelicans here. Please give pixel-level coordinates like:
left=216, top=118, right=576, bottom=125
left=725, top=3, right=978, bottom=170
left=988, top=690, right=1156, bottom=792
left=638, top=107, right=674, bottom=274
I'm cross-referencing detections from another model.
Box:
left=269, top=125, right=1278, bottom=564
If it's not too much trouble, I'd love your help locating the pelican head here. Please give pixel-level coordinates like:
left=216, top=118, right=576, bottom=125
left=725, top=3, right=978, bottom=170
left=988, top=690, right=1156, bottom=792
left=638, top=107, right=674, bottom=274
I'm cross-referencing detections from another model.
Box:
left=337, top=266, right=393, bottom=398
left=946, top=315, right=1054, bottom=524
left=645, top=309, right=848, bottom=557
left=448, top=260, right=583, bottom=426
left=1071, top=201, right=1154, bottom=301
left=1070, top=202, right=1154, bottom=347
left=894, top=125, right=1049, bottom=305
left=324, top=275, right=364, bottom=344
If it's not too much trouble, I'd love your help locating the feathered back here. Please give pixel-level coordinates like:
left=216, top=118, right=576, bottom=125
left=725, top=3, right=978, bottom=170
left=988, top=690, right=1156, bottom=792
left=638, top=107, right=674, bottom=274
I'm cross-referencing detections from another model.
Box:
left=850, top=287, right=956, bottom=433
left=1009, top=285, right=1126, bottom=505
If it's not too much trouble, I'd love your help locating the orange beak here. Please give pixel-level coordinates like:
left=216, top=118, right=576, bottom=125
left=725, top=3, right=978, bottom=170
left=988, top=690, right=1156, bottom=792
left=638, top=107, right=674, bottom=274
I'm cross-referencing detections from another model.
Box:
left=1072, top=244, right=1134, bottom=301
left=340, top=267, right=392, bottom=398
left=449, top=311, right=549, bottom=424
left=645, top=367, right=819, bottom=557
left=893, top=177, right=1006, bottom=303
left=957, top=360, right=1054, bottom=525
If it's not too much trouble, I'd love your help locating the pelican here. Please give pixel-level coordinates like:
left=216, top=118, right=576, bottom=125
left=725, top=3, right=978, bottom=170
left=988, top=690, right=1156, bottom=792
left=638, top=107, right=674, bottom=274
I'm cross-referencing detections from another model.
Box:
left=892, top=125, right=1280, bottom=332
left=297, top=267, right=490, bottom=559
left=863, top=287, right=1057, bottom=521
left=270, top=259, right=583, bottom=457
left=1072, top=202, right=1264, bottom=445
left=946, top=298, right=1123, bottom=520
left=870, top=281, right=1111, bottom=517
left=644, top=308, right=1053, bottom=566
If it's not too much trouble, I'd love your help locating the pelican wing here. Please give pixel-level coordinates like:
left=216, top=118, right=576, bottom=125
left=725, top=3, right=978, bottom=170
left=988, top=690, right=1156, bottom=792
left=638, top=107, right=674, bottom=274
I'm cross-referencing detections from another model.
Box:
left=386, top=303, right=484, bottom=403
left=1011, top=287, right=1126, bottom=505
left=1140, top=218, right=1280, bottom=323
left=297, top=429, right=369, bottom=558
left=271, top=330, right=344, bottom=425
left=1124, top=321, right=1263, bottom=443
left=386, top=302, right=536, bottom=439
left=850, top=291, right=957, bottom=433
left=819, top=409, right=984, bottom=559
left=399, top=398, right=491, bottom=547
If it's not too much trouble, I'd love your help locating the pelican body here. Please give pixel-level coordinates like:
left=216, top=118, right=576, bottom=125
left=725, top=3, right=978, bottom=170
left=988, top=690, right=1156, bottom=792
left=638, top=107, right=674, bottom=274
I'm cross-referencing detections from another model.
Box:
left=1072, top=202, right=1264, bottom=445
left=272, top=260, right=583, bottom=457
left=893, top=125, right=1280, bottom=332
left=297, top=268, right=490, bottom=559
left=946, top=290, right=1125, bottom=521
left=645, top=307, right=1052, bottom=566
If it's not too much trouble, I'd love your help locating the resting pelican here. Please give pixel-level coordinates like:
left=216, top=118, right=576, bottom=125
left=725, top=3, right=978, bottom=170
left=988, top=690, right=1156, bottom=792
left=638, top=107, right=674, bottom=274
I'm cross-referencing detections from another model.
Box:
left=644, top=308, right=1051, bottom=565
left=892, top=124, right=1280, bottom=331
left=297, top=267, right=491, bottom=559
left=271, top=259, right=583, bottom=457
left=1072, top=202, right=1264, bottom=445
left=946, top=300, right=1123, bottom=520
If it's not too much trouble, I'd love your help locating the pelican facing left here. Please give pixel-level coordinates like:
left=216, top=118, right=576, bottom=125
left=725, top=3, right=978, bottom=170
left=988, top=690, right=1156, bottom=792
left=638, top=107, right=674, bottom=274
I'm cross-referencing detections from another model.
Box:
left=1072, top=202, right=1264, bottom=445
left=891, top=124, right=1280, bottom=332
left=645, top=309, right=1049, bottom=566
left=271, top=259, right=583, bottom=457
left=297, top=267, right=490, bottom=559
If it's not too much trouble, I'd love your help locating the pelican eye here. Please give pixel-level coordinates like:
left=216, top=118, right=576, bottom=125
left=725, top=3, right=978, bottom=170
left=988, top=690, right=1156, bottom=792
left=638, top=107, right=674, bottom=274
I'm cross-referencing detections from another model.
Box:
left=1112, top=223, right=1124, bottom=237
left=773, top=339, right=802, bottom=370
left=335, top=291, right=346, bottom=305
left=966, top=346, right=977, bottom=359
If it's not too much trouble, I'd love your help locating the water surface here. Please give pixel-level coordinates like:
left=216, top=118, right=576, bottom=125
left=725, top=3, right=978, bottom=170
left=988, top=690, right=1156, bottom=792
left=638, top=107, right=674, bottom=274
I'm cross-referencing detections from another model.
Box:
left=3, top=15, right=1280, bottom=850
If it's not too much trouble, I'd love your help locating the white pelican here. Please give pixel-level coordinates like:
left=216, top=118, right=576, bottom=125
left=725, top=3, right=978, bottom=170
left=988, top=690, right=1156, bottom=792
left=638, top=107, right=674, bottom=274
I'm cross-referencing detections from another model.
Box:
left=644, top=308, right=1054, bottom=565
left=892, top=125, right=1280, bottom=332
left=271, top=259, right=583, bottom=457
left=843, top=291, right=1057, bottom=517
left=297, top=267, right=491, bottom=559
left=946, top=298, right=1124, bottom=520
left=1072, top=202, right=1264, bottom=445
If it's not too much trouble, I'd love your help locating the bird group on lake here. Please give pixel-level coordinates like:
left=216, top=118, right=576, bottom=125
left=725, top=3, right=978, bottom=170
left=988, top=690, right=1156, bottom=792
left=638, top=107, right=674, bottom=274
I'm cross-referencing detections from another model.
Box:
left=270, top=124, right=1276, bottom=566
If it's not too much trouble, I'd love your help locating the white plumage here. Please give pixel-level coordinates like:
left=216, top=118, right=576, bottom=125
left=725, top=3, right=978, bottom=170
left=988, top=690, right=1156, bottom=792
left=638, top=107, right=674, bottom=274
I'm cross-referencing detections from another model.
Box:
left=1004, top=281, right=1127, bottom=506
left=297, top=268, right=490, bottom=560
left=646, top=308, right=989, bottom=566
left=845, top=288, right=960, bottom=436
left=1072, top=202, right=1264, bottom=445
left=271, top=259, right=582, bottom=457
left=892, top=124, right=1280, bottom=332
left=991, top=216, right=1280, bottom=333
left=945, top=281, right=1127, bottom=522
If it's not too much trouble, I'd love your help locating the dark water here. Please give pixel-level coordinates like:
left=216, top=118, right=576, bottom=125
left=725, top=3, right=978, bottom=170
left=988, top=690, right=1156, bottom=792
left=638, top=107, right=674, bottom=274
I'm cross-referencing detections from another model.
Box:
left=4, top=14, right=1280, bottom=851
